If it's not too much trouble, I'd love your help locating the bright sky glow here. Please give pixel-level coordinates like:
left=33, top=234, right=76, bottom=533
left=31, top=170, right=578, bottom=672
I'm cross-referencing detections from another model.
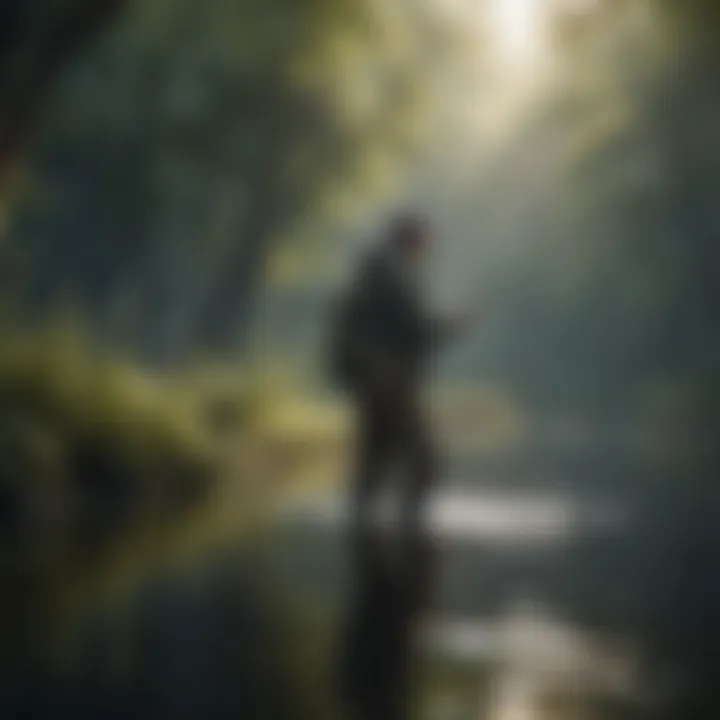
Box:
left=491, top=0, right=548, bottom=67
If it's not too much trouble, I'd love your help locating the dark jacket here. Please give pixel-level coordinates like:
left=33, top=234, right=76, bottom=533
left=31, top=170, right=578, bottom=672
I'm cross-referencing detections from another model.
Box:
left=331, top=249, right=444, bottom=393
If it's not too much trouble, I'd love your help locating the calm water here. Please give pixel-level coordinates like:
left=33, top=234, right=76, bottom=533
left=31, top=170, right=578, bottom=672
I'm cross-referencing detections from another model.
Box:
left=280, top=485, right=627, bottom=544
left=276, top=478, right=641, bottom=719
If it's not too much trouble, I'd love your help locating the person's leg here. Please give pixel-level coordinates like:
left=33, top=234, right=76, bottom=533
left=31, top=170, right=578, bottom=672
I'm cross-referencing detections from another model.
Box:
left=349, top=396, right=394, bottom=543
left=398, top=402, right=439, bottom=546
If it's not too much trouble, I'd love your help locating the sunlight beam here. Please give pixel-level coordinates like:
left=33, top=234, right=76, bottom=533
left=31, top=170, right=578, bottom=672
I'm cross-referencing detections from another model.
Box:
left=491, top=0, right=548, bottom=67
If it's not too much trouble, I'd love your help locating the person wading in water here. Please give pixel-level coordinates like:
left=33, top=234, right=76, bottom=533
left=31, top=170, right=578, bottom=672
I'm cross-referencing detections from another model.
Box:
left=329, top=213, right=473, bottom=547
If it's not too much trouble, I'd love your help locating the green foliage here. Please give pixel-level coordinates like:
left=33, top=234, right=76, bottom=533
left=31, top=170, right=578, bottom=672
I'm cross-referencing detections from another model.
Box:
left=0, top=317, right=213, bottom=489
left=0, top=320, right=210, bottom=642
left=3, top=0, right=473, bottom=353
left=0, top=315, right=347, bottom=657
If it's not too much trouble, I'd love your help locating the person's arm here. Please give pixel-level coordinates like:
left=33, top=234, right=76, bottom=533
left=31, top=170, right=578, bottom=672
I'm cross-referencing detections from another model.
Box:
left=396, top=296, right=470, bottom=357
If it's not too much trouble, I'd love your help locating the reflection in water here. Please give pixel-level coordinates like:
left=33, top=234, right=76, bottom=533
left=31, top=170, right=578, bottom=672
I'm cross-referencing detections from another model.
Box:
left=282, top=488, right=626, bottom=544
left=277, top=478, right=635, bottom=718
left=490, top=672, right=537, bottom=720
left=428, top=603, right=640, bottom=720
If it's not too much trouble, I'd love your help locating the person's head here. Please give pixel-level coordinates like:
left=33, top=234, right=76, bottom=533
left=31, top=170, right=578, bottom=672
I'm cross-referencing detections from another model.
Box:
left=388, top=212, right=430, bottom=265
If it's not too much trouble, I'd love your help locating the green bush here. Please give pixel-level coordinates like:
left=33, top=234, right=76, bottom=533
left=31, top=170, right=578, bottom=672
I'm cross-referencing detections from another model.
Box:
left=0, top=320, right=329, bottom=647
